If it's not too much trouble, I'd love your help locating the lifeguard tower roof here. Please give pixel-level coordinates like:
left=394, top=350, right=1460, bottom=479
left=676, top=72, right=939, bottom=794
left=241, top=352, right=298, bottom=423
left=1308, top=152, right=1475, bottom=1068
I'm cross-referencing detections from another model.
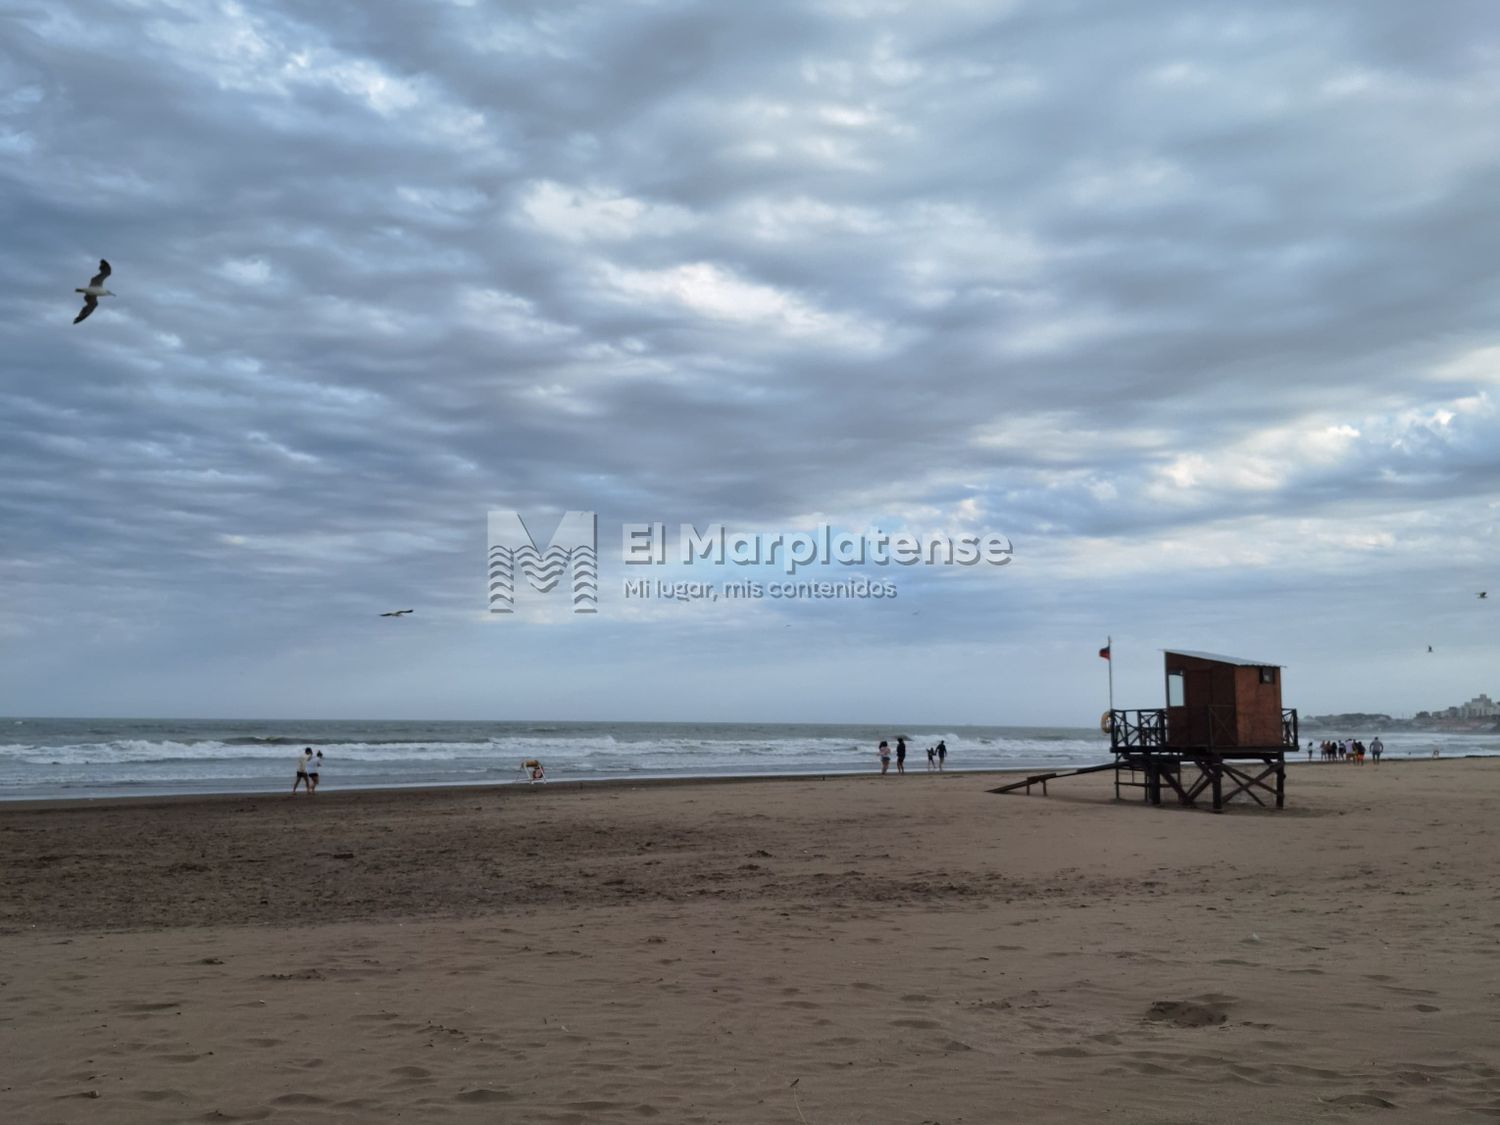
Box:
left=1165, top=649, right=1283, bottom=668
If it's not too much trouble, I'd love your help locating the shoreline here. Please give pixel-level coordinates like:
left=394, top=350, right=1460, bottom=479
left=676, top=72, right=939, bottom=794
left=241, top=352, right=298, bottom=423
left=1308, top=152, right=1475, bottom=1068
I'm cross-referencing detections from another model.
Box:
left=0, top=763, right=1016, bottom=811
left=1, top=750, right=1492, bottom=810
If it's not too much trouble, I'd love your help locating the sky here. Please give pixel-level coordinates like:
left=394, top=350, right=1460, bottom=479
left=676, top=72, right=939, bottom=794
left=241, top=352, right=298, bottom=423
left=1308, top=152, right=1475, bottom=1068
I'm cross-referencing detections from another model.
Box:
left=1, top=0, right=1497, bottom=725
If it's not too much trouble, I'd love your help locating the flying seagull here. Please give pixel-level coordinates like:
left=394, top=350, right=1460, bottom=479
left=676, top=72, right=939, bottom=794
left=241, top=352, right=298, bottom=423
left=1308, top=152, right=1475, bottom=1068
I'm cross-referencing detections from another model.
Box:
left=73, top=260, right=114, bottom=323
left=1479, top=592, right=1488, bottom=599
left=1427, top=645, right=1433, bottom=653
left=380, top=609, right=414, bottom=617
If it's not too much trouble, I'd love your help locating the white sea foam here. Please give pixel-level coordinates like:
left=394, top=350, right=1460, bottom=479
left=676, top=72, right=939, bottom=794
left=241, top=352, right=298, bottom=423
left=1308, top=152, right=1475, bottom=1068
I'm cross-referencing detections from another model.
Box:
left=0, top=719, right=1493, bottom=801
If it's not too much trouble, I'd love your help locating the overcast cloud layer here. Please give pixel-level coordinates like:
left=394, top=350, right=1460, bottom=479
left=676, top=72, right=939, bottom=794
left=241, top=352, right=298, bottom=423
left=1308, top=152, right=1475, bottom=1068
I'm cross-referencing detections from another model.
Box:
left=1, top=0, right=1497, bottom=724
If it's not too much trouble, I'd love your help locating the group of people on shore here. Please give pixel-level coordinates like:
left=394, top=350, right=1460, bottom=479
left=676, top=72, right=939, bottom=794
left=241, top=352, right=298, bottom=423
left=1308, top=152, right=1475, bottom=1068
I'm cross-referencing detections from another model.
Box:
left=1310, top=737, right=1383, bottom=764
left=877, top=736, right=947, bottom=775
left=292, top=747, right=324, bottom=794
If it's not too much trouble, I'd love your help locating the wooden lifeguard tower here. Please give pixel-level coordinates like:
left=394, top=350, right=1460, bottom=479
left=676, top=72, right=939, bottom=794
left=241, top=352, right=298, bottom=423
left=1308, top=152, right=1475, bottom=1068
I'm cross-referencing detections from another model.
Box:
left=994, top=649, right=1298, bottom=812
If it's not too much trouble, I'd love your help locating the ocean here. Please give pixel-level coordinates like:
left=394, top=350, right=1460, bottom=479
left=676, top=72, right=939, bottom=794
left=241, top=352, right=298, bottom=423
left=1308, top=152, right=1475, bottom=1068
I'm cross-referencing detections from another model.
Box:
left=0, top=717, right=1495, bottom=802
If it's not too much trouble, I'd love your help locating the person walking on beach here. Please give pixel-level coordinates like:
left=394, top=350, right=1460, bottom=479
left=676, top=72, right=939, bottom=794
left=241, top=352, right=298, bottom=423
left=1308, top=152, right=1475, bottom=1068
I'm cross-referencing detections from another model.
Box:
left=1370, top=736, right=1383, bottom=764
left=878, top=740, right=891, bottom=775
left=895, top=736, right=907, bottom=775
left=936, top=739, right=947, bottom=771
left=292, top=747, right=313, bottom=795
left=308, top=749, right=323, bottom=793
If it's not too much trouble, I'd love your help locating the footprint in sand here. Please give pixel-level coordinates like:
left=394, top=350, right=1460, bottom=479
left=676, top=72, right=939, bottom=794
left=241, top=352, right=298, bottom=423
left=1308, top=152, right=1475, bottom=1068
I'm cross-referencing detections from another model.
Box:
left=389, top=1066, right=432, bottom=1081
left=1323, top=1093, right=1398, bottom=1108
left=454, top=1088, right=517, bottom=1103
left=1144, top=1000, right=1228, bottom=1028
left=890, top=1018, right=941, bottom=1029
left=199, top=1109, right=271, bottom=1121
left=1380, top=984, right=1438, bottom=997
left=1123, top=1059, right=1178, bottom=1075
left=967, top=1000, right=1011, bottom=1012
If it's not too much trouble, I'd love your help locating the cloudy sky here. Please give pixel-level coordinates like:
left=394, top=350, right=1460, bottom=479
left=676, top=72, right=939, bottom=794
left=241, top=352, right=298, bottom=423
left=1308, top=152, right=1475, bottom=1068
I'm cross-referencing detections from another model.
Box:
left=1, top=0, right=1497, bottom=725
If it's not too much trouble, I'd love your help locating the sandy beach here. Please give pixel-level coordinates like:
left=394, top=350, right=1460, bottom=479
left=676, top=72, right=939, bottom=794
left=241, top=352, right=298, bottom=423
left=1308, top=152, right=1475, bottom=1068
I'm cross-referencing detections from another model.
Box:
left=2, top=760, right=1498, bottom=1123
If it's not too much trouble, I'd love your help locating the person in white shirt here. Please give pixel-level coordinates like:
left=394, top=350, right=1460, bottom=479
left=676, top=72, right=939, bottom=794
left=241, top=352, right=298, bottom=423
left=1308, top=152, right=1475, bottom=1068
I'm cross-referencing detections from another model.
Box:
left=292, top=748, right=313, bottom=795
left=307, top=749, right=323, bottom=793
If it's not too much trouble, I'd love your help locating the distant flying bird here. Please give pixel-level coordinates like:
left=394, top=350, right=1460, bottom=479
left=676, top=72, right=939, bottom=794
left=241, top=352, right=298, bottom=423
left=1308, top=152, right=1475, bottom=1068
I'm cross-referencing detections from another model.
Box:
left=379, top=609, right=414, bottom=617
left=1480, top=592, right=1488, bottom=599
left=1427, top=645, right=1434, bottom=653
left=73, top=260, right=114, bottom=324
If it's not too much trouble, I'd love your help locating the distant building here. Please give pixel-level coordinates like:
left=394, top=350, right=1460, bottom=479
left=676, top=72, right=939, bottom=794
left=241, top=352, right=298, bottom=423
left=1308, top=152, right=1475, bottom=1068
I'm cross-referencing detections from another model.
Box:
left=1459, top=693, right=1499, bottom=719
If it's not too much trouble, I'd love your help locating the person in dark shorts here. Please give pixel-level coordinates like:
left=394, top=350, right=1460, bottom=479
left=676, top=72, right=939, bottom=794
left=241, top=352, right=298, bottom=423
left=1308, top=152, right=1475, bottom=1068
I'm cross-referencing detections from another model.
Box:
left=292, top=747, right=313, bottom=795
left=308, top=749, right=323, bottom=794
left=936, top=739, right=947, bottom=770
left=877, top=740, right=891, bottom=775
left=895, top=736, right=907, bottom=775
left=926, top=745, right=937, bottom=771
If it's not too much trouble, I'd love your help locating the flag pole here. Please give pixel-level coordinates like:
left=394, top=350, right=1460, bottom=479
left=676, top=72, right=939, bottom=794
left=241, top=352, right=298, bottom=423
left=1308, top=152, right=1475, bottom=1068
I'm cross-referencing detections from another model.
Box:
left=1107, top=634, right=1114, bottom=714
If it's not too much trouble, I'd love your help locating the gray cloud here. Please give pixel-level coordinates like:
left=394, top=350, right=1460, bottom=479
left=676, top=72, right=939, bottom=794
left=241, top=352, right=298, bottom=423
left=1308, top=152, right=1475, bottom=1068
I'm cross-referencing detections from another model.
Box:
left=1, top=0, right=1497, bottom=721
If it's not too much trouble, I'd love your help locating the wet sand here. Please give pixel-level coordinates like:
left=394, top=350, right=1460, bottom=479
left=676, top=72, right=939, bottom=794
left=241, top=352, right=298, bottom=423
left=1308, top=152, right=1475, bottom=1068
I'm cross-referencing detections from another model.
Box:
left=2, top=760, right=1498, bottom=1123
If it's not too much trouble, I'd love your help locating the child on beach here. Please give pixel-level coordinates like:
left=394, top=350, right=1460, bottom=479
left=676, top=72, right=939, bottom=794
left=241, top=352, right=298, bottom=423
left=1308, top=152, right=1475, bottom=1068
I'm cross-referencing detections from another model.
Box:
left=878, top=741, right=891, bottom=775
left=927, top=745, right=937, bottom=771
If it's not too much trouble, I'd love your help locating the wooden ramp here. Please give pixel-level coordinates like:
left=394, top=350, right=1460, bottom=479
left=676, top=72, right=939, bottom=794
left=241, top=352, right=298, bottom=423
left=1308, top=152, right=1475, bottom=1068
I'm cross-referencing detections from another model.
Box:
left=988, top=761, right=1118, bottom=796
left=990, top=751, right=1286, bottom=811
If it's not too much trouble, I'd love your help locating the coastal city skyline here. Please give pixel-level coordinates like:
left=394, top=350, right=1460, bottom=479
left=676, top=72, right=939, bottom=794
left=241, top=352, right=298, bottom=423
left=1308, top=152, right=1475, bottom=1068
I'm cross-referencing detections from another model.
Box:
left=3, top=1, right=1497, bottom=725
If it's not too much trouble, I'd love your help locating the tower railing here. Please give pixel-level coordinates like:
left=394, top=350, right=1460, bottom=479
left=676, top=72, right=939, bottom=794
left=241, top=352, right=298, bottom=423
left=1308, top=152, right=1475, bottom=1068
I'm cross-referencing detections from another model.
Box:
left=1109, top=706, right=1298, bottom=751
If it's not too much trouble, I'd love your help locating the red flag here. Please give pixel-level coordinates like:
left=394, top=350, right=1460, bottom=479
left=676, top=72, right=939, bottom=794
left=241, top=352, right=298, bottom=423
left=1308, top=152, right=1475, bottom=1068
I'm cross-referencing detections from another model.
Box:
left=1098, top=644, right=1111, bottom=660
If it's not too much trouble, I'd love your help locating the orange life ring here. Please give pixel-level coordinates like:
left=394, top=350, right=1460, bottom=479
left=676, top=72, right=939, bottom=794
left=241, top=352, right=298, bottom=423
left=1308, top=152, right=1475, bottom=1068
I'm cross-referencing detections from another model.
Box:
left=1099, top=711, right=1113, bottom=735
